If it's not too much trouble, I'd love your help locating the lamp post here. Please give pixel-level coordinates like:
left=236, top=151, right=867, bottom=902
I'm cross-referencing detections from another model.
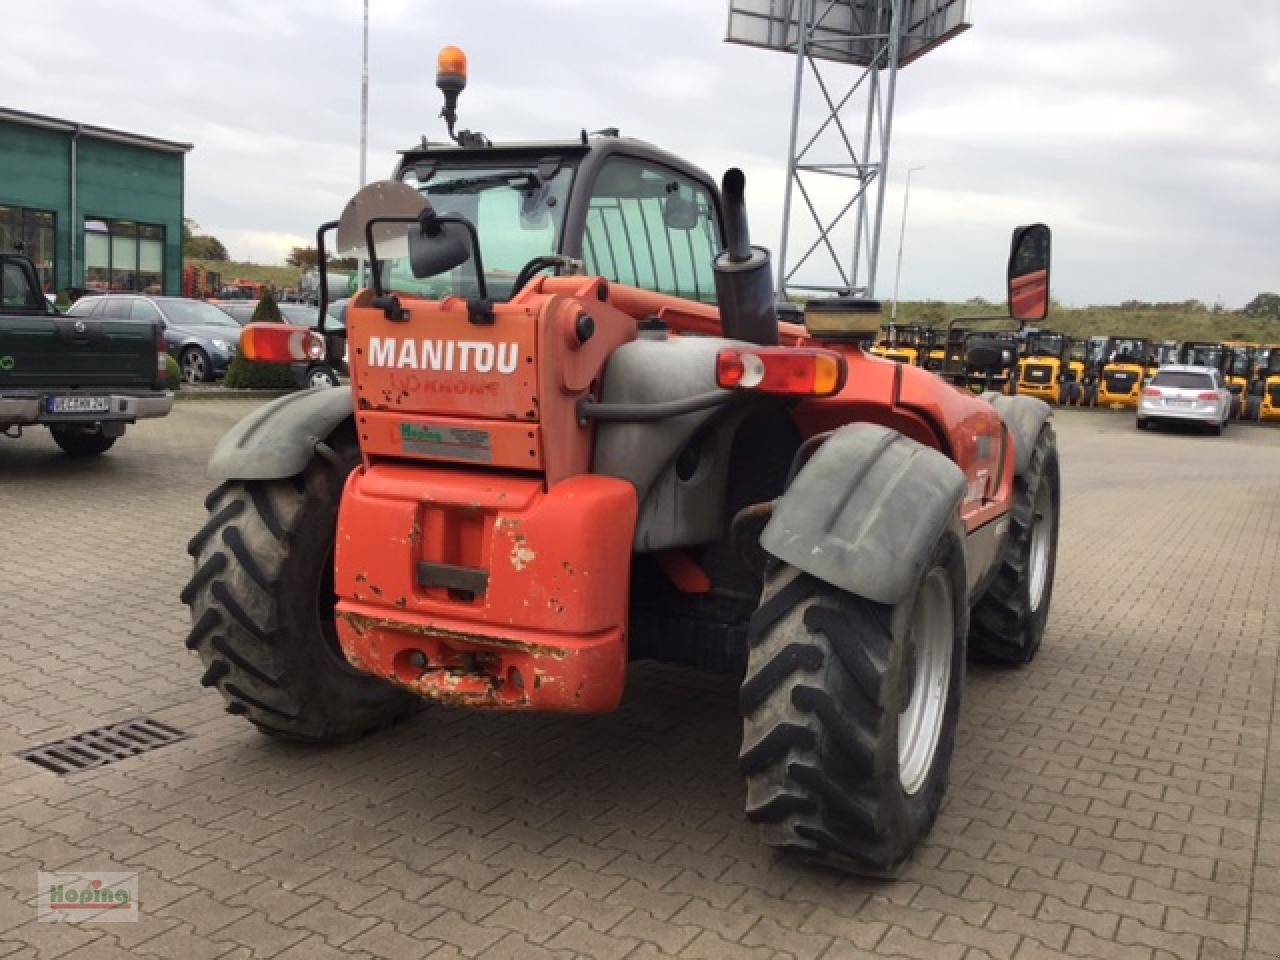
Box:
left=356, top=0, right=369, bottom=290
left=890, top=165, right=926, bottom=322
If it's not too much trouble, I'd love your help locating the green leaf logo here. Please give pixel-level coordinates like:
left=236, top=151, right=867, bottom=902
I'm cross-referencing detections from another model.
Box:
left=0, top=356, right=14, bottom=371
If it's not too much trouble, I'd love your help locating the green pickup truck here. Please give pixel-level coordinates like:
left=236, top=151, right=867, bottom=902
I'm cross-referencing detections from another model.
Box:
left=1, top=254, right=174, bottom=456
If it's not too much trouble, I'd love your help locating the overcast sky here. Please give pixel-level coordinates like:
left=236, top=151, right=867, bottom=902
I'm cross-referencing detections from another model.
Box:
left=5, top=0, right=1278, bottom=306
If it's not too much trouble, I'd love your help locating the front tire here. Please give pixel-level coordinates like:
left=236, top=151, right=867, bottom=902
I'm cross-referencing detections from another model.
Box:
left=969, top=424, right=1060, bottom=664
left=739, top=528, right=967, bottom=877
left=50, top=425, right=116, bottom=456
left=181, top=432, right=417, bottom=741
left=181, top=347, right=212, bottom=384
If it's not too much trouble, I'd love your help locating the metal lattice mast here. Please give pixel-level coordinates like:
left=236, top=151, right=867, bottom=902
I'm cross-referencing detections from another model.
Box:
left=726, top=0, right=970, bottom=300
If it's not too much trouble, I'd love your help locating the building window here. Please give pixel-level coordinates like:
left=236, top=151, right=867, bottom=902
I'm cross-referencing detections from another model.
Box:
left=84, top=217, right=165, bottom=293
left=0, top=206, right=57, bottom=293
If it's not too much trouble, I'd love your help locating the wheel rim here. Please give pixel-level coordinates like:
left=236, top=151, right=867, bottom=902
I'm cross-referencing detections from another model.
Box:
left=1027, top=482, right=1053, bottom=614
left=898, top=568, right=954, bottom=796
left=182, top=350, right=206, bottom=383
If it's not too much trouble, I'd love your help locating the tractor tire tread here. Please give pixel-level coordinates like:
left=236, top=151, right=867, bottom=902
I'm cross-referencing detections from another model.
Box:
left=182, top=437, right=417, bottom=742
left=969, top=424, right=1058, bottom=664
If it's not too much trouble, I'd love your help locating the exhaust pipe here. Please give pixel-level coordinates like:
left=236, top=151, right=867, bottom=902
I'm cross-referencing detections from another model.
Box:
left=714, top=168, right=779, bottom=345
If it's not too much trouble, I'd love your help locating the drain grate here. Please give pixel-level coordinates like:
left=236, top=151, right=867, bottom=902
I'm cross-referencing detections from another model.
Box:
left=17, top=718, right=189, bottom=775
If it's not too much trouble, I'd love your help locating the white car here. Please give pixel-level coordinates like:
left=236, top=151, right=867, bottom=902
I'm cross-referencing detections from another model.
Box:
left=1137, top=364, right=1232, bottom=435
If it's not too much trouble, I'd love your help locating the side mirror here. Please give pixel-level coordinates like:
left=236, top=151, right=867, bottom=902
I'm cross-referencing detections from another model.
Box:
left=662, top=194, right=699, bottom=231
left=408, top=218, right=473, bottom=280
left=1007, top=223, right=1051, bottom=324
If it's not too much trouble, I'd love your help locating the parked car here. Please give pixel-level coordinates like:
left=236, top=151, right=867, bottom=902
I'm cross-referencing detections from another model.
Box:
left=67, top=295, right=243, bottom=383
left=215, top=300, right=346, bottom=389
left=216, top=301, right=324, bottom=327
left=1136, top=365, right=1232, bottom=434
left=1, top=255, right=174, bottom=456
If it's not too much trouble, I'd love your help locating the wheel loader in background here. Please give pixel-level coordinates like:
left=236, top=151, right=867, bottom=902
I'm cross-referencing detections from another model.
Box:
left=870, top=324, right=933, bottom=366
left=1255, top=348, right=1280, bottom=423
left=1223, top=342, right=1260, bottom=419
left=1016, top=331, right=1077, bottom=406
left=1096, top=337, right=1152, bottom=410
left=181, top=48, right=1060, bottom=878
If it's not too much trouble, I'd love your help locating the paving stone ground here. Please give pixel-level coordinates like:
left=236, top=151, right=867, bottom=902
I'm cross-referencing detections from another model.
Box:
left=0, top=401, right=1277, bottom=959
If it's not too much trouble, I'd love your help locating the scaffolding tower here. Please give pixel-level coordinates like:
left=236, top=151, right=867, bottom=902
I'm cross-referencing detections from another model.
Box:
left=726, top=0, right=970, bottom=298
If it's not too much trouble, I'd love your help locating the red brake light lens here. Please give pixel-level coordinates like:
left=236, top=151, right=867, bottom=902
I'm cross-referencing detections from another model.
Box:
left=240, top=323, right=325, bottom=363
left=1198, top=391, right=1219, bottom=402
left=716, top=347, right=846, bottom=397
left=1142, top=387, right=1161, bottom=397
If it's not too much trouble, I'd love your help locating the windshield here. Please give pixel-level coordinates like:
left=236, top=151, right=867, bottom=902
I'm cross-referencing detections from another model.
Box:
left=1108, top=339, right=1147, bottom=364
left=1152, top=371, right=1214, bottom=390
left=1028, top=334, right=1065, bottom=356
left=380, top=164, right=574, bottom=301
left=1182, top=345, right=1222, bottom=367
left=279, top=304, right=323, bottom=326
left=157, top=299, right=241, bottom=327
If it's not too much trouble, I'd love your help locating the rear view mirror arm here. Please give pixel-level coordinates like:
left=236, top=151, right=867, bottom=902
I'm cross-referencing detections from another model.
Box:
left=314, top=220, right=340, bottom=334
left=362, top=212, right=488, bottom=301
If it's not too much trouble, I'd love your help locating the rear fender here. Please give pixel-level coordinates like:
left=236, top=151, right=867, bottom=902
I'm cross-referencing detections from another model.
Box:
left=207, top=385, right=355, bottom=480
left=760, top=424, right=966, bottom=605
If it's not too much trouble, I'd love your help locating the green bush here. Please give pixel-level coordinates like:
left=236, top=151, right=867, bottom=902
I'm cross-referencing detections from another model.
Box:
left=161, top=354, right=182, bottom=391
left=223, top=354, right=296, bottom=389
left=252, top=288, right=283, bottom=323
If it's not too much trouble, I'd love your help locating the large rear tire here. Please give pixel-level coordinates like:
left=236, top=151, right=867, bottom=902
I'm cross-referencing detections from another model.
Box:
left=969, top=424, right=1060, bottom=664
left=181, top=431, right=417, bottom=741
left=739, top=528, right=967, bottom=877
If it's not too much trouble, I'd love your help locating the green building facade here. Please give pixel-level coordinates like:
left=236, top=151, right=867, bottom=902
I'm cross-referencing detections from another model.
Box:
left=0, top=107, right=191, bottom=296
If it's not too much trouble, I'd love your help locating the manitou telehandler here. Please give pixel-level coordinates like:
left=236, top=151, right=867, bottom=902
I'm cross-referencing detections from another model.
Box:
left=182, top=47, right=1060, bottom=878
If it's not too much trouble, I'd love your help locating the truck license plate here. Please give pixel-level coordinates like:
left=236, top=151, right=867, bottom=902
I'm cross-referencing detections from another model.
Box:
left=48, top=396, right=110, bottom=414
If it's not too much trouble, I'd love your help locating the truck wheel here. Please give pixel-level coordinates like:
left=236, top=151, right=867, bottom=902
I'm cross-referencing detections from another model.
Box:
left=50, top=425, right=116, bottom=457
left=1245, top=396, right=1261, bottom=421
left=181, top=432, right=417, bottom=741
left=181, top=347, right=211, bottom=384
left=739, top=528, right=967, bottom=877
left=969, top=425, right=1060, bottom=664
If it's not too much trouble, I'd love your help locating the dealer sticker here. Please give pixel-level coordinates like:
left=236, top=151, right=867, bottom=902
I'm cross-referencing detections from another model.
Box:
left=400, top=423, right=493, bottom=463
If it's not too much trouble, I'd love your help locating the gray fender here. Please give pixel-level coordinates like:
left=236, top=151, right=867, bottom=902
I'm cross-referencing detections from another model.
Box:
left=207, top=386, right=355, bottom=480
left=759, top=424, right=966, bottom=605
left=982, top=393, right=1052, bottom=476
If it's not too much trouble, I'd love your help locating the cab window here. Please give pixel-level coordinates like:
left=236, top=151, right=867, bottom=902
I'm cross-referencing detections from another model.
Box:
left=582, top=158, right=720, bottom=304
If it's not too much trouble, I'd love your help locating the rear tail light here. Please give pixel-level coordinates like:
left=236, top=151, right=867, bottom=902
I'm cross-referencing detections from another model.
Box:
left=716, top=347, right=846, bottom=397
left=155, top=324, right=168, bottom=387
left=1198, top=391, right=1219, bottom=402
left=1142, top=387, right=1161, bottom=398
left=240, top=323, right=326, bottom=363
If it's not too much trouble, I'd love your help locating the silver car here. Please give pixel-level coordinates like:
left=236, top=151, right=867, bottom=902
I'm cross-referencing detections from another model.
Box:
left=1136, top=364, right=1232, bottom=434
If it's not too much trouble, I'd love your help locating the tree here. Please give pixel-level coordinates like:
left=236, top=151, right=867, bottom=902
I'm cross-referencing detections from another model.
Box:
left=286, top=246, right=319, bottom=269
left=1242, top=292, right=1280, bottom=320
left=252, top=288, right=283, bottom=323
left=286, top=246, right=356, bottom=271
left=183, top=218, right=230, bottom=261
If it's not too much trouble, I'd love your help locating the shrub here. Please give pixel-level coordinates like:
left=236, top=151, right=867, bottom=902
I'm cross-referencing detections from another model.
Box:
left=161, top=354, right=182, bottom=391
left=252, top=288, right=283, bottom=323
left=223, top=354, right=296, bottom=389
